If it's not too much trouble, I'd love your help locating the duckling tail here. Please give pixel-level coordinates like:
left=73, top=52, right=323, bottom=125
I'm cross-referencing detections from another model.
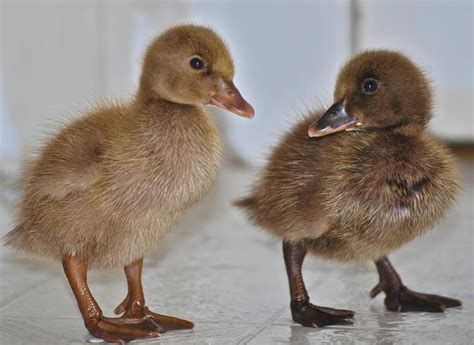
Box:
left=233, top=197, right=256, bottom=210
left=3, top=224, right=23, bottom=248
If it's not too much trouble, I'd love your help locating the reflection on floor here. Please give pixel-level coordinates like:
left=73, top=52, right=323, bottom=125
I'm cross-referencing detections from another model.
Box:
left=0, top=157, right=473, bottom=344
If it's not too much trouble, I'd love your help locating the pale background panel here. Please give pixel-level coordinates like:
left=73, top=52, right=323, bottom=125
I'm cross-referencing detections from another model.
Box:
left=186, top=0, right=352, bottom=164
left=1, top=1, right=103, bottom=155
left=3, top=0, right=471, bottom=168
left=357, top=0, right=473, bottom=142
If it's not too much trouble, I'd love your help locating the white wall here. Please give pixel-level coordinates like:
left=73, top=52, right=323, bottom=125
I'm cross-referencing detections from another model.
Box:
left=0, top=1, right=190, bottom=152
left=358, top=0, right=473, bottom=142
left=186, top=0, right=351, bottom=164
left=1, top=1, right=103, bottom=159
left=1, top=0, right=472, bottom=169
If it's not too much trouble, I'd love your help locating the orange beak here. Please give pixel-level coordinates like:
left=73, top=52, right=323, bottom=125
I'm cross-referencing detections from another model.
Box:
left=209, top=80, right=254, bottom=118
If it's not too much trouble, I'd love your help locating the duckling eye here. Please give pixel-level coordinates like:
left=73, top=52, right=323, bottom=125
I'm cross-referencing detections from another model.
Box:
left=361, top=78, right=378, bottom=94
left=189, top=57, right=205, bottom=70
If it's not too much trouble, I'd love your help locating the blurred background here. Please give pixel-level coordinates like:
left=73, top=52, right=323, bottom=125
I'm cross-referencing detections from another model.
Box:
left=1, top=1, right=473, bottom=344
left=1, top=0, right=472, bottom=170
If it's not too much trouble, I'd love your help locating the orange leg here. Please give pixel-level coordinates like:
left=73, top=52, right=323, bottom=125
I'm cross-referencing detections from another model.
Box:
left=113, top=258, right=194, bottom=331
left=62, top=255, right=160, bottom=344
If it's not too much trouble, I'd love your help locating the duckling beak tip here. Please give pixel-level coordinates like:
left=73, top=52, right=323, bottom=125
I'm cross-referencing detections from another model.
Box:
left=308, top=101, right=358, bottom=138
left=308, top=125, right=329, bottom=138
left=209, top=80, right=254, bottom=118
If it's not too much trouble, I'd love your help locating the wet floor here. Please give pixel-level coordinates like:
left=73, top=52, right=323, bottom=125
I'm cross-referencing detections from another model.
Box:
left=0, top=158, right=473, bottom=344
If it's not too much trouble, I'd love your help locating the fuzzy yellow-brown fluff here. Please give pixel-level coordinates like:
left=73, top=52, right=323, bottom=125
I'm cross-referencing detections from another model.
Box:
left=5, top=25, right=238, bottom=269
left=236, top=51, right=459, bottom=262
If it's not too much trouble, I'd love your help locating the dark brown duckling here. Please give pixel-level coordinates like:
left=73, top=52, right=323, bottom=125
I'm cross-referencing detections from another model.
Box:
left=236, top=50, right=461, bottom=327
left=4, top=24, right=253, bottom=343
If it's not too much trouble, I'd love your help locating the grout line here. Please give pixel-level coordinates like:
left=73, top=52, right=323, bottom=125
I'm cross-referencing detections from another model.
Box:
left=1, top=315, right=82, bottom=320
left=267, top=322, right=444, bottom=335
left=0, top=316, right=265, bottom=324
left=235, top=305, right=288, bottom=345
left=233, top=274, right=346, bottom=344
left=0, top=274, right=51, bottom=311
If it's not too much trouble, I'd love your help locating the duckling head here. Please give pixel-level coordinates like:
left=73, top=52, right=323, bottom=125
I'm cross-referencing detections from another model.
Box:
left=138, top=24, right=254, bottom=118
left=309, top=50, right=431, bottom=137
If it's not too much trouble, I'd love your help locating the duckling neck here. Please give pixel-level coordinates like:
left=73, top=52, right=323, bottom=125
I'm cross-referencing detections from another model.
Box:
left=133, top=88, right=206, bottom=121
left=130, top=93, right=220, bottom=154
left=380, top=122, right=428, bottom=138
left=135, top=85, right=172, bottom=107
left=363, top=120, right=427, bottom=134
left=135, top=84, right=212, bottom=121
left=133, top=96, right=195, bottom=115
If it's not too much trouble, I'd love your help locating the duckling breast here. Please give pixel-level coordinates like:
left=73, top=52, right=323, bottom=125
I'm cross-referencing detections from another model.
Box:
left=318, top=131, right=459, bottom=260
left=98, top=106, right=223, bottom=219
left=66, top=107, right=222, bottom=267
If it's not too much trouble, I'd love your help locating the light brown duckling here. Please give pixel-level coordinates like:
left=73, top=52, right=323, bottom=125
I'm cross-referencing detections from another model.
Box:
left=5, top=24, right=253, bottom=343
left=236, top=50, right=461, bottom=327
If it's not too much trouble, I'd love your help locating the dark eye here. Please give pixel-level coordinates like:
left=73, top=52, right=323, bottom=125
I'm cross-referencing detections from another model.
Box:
left=189, top=57, right=205, bottom=70
left=361, top=78, right=378, bottom=94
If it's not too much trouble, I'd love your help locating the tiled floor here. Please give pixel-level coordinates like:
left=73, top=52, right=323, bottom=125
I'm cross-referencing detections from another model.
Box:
left=0, top=157, right=473, bottom=344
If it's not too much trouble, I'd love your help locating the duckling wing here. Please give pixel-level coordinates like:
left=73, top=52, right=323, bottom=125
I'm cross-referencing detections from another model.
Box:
left=387, top=176, right=431, bottom=197
left=26, top=115, right=107, bottom=200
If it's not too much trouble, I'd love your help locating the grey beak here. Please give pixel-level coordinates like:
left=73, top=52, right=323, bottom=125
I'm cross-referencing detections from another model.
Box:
left=308, top=101, right=359, bottom=138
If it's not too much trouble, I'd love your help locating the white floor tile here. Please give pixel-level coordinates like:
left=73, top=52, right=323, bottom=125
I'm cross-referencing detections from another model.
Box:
left=1, top=160, right=472, bottom=344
